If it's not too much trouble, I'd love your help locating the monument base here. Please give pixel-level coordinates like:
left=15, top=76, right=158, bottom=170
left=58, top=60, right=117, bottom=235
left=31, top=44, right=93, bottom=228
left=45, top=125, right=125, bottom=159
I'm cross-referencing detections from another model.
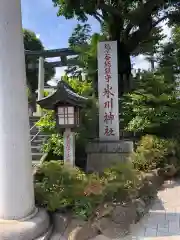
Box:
left=86, top=140, right=134, bottom=172
left=0, top=208, right=52, bottom=240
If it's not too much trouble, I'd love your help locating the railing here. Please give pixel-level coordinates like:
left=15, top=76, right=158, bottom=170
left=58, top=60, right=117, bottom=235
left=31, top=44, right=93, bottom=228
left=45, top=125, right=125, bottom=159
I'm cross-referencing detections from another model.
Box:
left=30, top=118, right=40, bottom=132
left=30, top=113, right=47, bottom=142
left=30, top=130, right=41, bottom=142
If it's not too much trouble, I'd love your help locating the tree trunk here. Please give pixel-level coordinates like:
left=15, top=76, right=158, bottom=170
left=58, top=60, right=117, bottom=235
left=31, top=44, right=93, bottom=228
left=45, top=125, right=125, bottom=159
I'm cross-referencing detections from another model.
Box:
left=93, top=72, right=98, bottom=98
left=117, top=41, right=131, bottom=96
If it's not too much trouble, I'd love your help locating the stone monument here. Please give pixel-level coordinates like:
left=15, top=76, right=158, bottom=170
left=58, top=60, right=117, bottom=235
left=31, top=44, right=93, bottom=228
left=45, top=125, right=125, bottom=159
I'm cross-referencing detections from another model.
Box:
left=86, top=41, right=133, bottom=172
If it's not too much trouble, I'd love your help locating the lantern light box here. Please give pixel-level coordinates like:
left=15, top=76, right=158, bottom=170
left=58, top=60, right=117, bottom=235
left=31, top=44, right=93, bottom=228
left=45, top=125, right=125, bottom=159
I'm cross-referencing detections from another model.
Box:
left=57, top=105, right=80, bottom=127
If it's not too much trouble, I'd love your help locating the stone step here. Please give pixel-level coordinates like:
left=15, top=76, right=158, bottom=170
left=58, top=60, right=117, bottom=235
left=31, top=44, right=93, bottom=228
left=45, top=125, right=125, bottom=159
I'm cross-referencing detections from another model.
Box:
left=29, top=116, right=40, bottom=121
left=31, top=146, right=41, bottom=153
left=31, top=139, right=44, bottom=146
left=30, top=129, right=40, bottom=135
left=30, top=134, right=49, bottom=141
left=29, top=122, right=40, bottom=127
left=90, top=235, right=110, bottom=240
left=30, top=132, right=50, bottom=136
left=29, top=119, right=39, bottom=124
left=29, top=123, right=39, bottom=128
left=29, top=124, right=38, bottom=130
left=32, top=152, right=43, bottom=161
left=32, top=161, right=40, bottom=167
left=30, top=119, right=49, bottom=161
left=50, top=232, right=65, bottom=240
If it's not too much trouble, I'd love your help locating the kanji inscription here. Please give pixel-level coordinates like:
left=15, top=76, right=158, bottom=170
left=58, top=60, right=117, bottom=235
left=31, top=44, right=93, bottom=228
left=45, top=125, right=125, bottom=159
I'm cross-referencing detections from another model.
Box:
left=98, top=41, right=119, bottom=140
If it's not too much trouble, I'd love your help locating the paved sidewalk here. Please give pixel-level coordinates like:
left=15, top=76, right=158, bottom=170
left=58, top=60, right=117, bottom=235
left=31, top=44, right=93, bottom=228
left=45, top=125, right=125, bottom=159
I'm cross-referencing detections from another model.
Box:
left=93, top=180, right=180, bottom=240
left=122, top=179, right=180, bottom=240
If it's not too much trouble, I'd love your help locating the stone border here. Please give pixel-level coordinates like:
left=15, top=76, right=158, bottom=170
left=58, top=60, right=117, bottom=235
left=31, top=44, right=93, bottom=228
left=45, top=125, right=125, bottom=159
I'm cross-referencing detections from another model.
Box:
left=36, top=225, right=53, bottom=240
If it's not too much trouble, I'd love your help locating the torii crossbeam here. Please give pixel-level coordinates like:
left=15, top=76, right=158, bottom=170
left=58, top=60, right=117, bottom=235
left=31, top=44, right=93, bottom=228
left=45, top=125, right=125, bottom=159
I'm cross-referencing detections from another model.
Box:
left=26, top=48, right=78, bottom=110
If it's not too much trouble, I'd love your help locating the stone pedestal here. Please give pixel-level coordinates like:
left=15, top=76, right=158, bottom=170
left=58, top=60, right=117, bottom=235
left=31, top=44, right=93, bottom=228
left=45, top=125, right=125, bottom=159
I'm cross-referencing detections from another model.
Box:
left=86, top=140, right=133, bottom=172
left=0, top=209, right=51, bottom=240
left=0, top=1, right=50, bottom=239
left=63, top=128, right=75, bottom=166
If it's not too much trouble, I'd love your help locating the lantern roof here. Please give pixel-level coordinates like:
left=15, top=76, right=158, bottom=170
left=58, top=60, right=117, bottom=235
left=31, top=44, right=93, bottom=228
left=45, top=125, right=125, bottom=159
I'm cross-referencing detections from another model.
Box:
left=37, top=80, right=88, bottom=110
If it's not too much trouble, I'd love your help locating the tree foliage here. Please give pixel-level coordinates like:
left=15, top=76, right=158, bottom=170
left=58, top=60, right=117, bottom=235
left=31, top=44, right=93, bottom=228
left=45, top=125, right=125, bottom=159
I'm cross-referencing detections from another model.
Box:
left=24, top=29, right=55, bottom=94
left=67, top=24, right=106, bottom=95
left=158, top=25, right=180, bottom=84
left=132, top=135, right=179, bottom=172
left=67, top=23, right=164, bottom=95
left=123, top=71, right=180, bottom=137
left=52, top=0, right=180, bottom=94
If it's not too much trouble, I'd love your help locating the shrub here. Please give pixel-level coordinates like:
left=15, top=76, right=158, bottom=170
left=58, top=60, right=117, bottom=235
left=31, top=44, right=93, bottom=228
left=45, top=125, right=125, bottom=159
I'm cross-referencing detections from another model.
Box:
left=34, top=161, right=87, bottom=211
left=34, top=161, right=103, bottom=219
left=102, top=162, right=141, bottom=203
left=34, top=161, right=140, bottom=219
left=36, top=110, right=56, bottom=134
left=41, top=134, right=63, bottom=156
left=132, top=135, right=180, bottom=172
left=73, top=174, right=105, bottom=219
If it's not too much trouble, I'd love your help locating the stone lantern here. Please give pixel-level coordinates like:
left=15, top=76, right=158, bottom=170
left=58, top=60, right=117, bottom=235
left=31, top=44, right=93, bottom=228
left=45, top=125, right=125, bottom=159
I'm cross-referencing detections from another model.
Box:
left=37, top=80, right=87, bottom=165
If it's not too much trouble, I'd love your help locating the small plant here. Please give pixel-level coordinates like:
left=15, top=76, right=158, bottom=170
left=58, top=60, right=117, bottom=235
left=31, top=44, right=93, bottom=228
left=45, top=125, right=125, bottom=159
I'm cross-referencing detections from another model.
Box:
left=102, top=162, right=141, bottom=203
left=132, top=135, right=179, bottom=172
left=34, top=161, right=87, bottom=212
left=41, top=134, right=63, bottom=156
left=36, top=110, right=56, bottom=133
left=73, top=174, right=104, bottom=219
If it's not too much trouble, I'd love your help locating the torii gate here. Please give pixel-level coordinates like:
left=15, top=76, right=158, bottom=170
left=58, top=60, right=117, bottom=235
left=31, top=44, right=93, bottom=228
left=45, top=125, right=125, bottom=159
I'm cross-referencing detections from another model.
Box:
left=25, top=48, right=77, bottom=101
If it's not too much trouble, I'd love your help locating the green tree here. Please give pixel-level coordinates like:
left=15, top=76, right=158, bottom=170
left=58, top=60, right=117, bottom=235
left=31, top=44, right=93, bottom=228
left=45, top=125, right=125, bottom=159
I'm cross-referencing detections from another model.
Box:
left=158, top=25, right=180, bottom=84
left=24, top=29, right=55, bottom=105
left=66, top=23, right=91, bottom=77
left=67, top=24, right=106, bottom=95
left=68, top=23, right=164, bottom=96
left=52, top=0, right=180, bottom=95
left=158, top=42, right=176, bottom=83
left=123, top=71, right=180, bottom=137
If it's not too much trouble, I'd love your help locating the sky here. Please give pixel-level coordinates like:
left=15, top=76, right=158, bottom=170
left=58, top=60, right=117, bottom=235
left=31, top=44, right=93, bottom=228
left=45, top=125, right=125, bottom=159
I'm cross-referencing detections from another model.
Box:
left=21, top=0, right=171, bottom=83
left=21, top=0, right=100, bottom=82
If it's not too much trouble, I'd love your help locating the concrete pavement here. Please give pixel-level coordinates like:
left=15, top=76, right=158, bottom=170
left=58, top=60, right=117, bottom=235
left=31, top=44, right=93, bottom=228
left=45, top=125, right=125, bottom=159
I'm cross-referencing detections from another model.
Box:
left=92, top=180, right=180, bottom=240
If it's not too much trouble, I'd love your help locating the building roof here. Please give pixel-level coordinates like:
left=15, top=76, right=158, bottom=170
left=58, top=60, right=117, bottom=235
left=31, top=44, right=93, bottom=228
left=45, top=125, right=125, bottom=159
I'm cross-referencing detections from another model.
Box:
left=37, top=80, right=88, bottom=110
